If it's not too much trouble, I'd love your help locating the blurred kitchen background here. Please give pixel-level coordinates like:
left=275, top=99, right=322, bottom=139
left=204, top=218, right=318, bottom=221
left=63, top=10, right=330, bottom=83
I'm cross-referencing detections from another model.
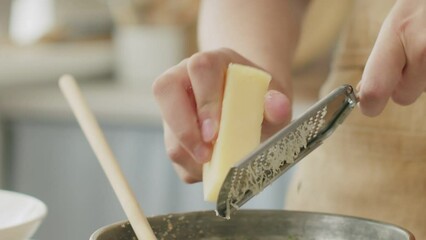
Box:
left=0, top=0, right=350, bottom=239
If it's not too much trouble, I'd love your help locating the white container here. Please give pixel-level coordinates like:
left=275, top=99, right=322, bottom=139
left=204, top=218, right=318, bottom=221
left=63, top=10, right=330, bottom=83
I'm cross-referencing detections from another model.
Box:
left=0, top=190, right=47, bottom=240
left=113, top=25, right=186, bottom=87
left=9, top=0, right=55, bottom=45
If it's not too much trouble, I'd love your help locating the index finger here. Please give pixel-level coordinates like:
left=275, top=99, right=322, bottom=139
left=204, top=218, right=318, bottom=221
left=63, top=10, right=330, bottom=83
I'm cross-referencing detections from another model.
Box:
left=153, top=60, right=211, bottom=163
left=358, top=18, right=406, bottom=116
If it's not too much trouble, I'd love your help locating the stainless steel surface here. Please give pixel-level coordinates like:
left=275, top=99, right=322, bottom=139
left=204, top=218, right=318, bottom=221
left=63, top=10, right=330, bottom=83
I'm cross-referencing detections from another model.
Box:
left=90, top=210, right=415, bottom=240
left=217, top=85, right=358, bottom=218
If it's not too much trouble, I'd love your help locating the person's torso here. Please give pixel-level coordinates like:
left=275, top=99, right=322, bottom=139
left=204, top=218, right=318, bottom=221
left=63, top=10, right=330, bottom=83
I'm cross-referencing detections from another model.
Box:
left=285, top=0, right=426, bottom=238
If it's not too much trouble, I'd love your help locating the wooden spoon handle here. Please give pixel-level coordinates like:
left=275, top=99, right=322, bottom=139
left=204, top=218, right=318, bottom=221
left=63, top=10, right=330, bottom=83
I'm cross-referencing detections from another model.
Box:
left=59, top=75, right=157, bottom=240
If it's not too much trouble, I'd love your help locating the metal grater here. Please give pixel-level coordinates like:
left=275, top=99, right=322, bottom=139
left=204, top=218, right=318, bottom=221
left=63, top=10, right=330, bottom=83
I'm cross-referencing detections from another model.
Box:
left=216, top=84, right=358, bottom=218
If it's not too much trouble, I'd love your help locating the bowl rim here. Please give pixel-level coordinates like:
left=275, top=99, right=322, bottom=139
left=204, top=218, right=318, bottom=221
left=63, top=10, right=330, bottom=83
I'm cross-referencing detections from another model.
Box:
left=90, top=209, right=416, bottom=240
left=0, top=189, right=48, bottom=231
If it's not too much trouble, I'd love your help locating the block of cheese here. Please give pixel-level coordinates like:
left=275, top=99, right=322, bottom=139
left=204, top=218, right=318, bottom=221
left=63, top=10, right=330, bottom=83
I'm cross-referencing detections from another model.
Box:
left=203, top=63, right=271, bottom=202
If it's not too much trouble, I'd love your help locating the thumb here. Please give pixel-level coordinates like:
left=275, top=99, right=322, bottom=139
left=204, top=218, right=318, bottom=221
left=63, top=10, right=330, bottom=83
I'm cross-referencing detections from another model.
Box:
left=262, top=90, right=292, bottom=140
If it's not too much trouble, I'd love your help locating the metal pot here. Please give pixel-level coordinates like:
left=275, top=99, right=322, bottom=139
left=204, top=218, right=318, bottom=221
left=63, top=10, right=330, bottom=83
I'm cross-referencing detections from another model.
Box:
left=90, top=210, right=415, bottom=239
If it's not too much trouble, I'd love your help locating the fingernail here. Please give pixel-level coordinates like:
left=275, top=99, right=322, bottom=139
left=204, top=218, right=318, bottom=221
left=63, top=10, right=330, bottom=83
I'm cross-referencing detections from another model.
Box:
left=265, top=91, right=274, bottom=101
left=193, top=144, right=210, bottom=163
left=201, top=118, right=216, bottom=142
left=356, top=80, right=362, bottom=91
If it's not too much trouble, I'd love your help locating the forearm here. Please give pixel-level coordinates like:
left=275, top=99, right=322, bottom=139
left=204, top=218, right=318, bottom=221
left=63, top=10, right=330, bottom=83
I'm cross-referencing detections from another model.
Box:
left=198, top=0, right=309, bottom=100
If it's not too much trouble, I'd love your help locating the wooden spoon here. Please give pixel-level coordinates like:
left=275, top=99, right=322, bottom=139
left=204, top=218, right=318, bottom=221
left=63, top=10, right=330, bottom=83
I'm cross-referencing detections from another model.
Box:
left=59, top=75, right=157, bottom=240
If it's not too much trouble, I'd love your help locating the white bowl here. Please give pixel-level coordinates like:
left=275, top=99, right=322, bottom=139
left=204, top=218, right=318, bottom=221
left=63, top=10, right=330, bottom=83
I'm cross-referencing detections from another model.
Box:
left=0, top=190, right=47, bottom=240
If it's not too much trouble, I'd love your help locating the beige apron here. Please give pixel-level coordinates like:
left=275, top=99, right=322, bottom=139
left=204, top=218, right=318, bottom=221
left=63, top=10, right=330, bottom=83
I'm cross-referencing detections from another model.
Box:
left=285, top=0, right=426, bottom=238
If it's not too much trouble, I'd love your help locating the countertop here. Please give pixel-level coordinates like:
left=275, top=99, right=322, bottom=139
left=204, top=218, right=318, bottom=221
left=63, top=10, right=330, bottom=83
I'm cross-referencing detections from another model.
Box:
left=0, top=80, right=162, bottom=126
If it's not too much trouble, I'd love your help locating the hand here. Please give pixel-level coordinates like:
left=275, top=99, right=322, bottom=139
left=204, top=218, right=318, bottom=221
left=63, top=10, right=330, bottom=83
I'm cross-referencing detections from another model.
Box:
left=358, top=0, right=426, bottom=116
left=153, top=48, right=292, bottom=183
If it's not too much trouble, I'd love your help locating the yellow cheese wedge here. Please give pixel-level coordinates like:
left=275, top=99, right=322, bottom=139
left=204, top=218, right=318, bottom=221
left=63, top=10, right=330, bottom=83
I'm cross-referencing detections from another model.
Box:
left=203, top=63, right=271, bottom=202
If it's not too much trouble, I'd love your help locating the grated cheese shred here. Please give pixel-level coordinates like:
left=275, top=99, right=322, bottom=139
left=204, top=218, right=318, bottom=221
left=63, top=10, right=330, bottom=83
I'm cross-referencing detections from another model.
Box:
left=224, top=107, right=327, bottom=218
